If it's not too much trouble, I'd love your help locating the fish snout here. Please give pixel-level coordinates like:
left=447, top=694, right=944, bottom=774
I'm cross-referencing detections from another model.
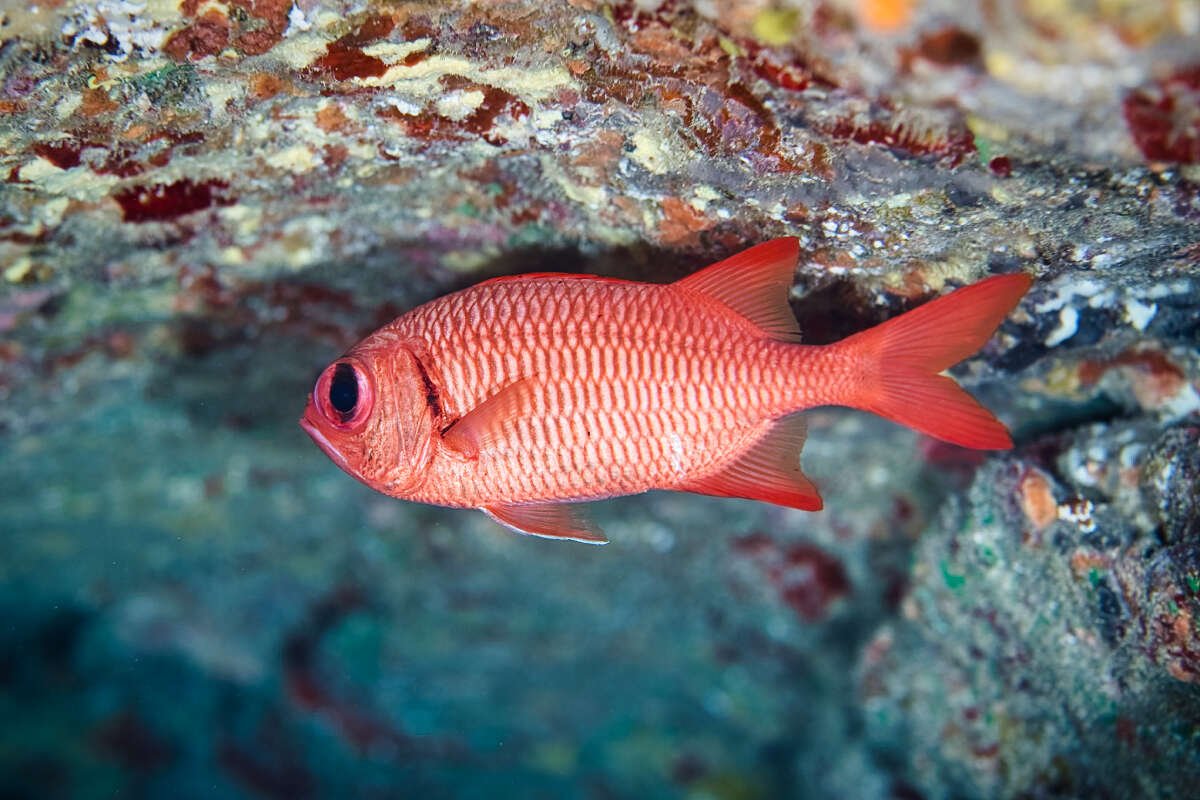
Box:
left=299, top=408, right=353, bottom=474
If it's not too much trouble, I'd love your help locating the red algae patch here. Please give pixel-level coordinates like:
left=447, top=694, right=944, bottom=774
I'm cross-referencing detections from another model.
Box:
left=163, top=11, right=231, bottom=61
left=248, top=72, right=292, bottom=101
left=113, top=179, right=232, bottom=223
left=166, top=0, right=291, bottom=60
left=308, top=14, right=397, bottom=81
left=734, top=533, right=851, bottom=623
left=659, top=196, right=713, bottom=245
left=914, top=27, right=983, bottom=68
left=777, top=543, right=851, bottom=622
left=34, top=139, right=95, bottom=170
left=1123, top=65, right=1200, bottom=163
left=378, top=80, right=531, bottom=147
left=229, top=0, right=292, bottom=56
left=818, top=105, right=977, bottom=165
left=988, top=155, right=1013, bottom=177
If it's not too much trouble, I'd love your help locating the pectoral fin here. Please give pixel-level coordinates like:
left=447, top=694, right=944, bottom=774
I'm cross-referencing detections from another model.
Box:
left=443, top=376, right=540, bottom=458
left=678, top=414, right=823, bottom=511
left=483, top=503, right=609, bottom=544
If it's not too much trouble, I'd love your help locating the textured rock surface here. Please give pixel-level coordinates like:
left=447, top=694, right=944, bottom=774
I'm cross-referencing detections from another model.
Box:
left=1, top=0, right=1198, bottom=797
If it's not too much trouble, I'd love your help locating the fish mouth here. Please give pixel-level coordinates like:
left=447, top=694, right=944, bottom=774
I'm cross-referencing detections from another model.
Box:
left=299, top=410, right=352, bottom=474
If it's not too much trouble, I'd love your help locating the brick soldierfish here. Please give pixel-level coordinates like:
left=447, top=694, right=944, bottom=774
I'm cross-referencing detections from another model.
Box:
left=300, top=238, right=1031, bottom=544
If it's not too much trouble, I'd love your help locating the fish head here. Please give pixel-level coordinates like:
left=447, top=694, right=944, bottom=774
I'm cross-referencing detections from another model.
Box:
left=300, top=339, right=436, bottom=496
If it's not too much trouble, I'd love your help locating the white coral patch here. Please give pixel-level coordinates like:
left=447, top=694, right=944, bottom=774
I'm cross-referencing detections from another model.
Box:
left=1121, top=297, right=1157, bottom=331
left=61, top=0, right=171, bottom=62
left=1044, top=306, right=1079, bottom=347
left=435, top=89, right=485, bottom=121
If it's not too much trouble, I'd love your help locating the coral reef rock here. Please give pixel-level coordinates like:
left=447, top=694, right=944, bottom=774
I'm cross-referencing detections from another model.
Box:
left=1, top=0, right=1197, bottom=797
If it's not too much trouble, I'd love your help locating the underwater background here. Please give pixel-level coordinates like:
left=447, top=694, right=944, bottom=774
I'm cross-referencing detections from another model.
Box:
left=2, top=1, right=1199, bottom=797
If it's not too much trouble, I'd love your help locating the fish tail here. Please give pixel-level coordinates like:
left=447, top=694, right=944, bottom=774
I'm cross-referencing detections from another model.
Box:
left=832, top=273, right=1032, bottom=449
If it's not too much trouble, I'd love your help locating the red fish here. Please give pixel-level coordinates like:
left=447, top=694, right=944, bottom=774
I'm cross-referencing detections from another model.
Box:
left=300, top=238, right=1031, bottom=543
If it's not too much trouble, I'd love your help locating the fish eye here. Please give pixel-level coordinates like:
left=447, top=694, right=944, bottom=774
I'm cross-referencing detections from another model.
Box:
left=314, top=359, right=373, bottom=431
left=329, top=363, right=358, bottom=415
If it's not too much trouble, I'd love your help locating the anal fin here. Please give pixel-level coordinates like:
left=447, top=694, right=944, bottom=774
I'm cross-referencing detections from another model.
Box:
left=678, top=414, right=823, bottom=511
left=483, top=503, right=609, bottom=544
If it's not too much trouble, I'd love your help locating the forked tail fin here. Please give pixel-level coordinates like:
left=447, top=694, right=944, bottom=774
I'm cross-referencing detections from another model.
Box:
left=835, top=273, right=1032, bottom=449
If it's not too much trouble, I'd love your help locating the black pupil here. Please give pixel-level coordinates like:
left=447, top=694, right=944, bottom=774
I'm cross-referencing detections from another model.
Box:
left=329, top=363, right=358, bottom=418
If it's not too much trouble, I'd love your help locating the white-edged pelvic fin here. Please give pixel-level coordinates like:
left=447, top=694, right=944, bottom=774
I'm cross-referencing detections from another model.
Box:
left=483, top=503, right=609, bottom=544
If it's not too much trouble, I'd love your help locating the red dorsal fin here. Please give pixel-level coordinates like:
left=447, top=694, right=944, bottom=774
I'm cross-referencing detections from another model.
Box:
left=483, top=503, right=609, bottom=544
left=673, top=237, right=802, bottom=342
left=678, top=414, right=822, bottom=511
left=443, top=377, right=540, bottom=458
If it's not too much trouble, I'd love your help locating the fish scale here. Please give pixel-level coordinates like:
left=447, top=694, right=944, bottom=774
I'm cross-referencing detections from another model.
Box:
left=301, top=238, right=1031, bottom=543
left=391, top=277, right=780, bottom=507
